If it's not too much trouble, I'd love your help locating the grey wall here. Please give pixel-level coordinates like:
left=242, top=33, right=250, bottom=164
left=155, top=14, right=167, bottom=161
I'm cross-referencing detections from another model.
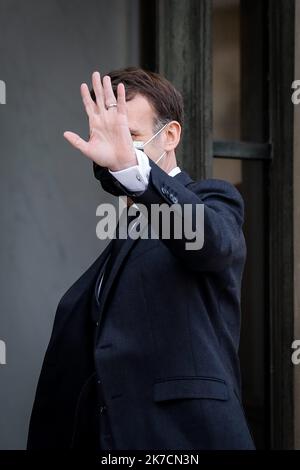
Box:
left=0, top=0, right=140, bottom=449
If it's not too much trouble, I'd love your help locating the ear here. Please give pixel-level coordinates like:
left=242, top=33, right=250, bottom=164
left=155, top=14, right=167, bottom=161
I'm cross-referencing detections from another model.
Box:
left=164, top=121, right=181, bottom=151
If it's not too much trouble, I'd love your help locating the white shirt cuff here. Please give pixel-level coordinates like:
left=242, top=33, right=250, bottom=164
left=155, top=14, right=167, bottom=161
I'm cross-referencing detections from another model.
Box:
left=108, top=149, right=151, bottom=192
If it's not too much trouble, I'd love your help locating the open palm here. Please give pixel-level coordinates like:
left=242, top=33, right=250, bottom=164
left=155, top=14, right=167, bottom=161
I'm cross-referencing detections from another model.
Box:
left=64, top=71, right=137, bottom=171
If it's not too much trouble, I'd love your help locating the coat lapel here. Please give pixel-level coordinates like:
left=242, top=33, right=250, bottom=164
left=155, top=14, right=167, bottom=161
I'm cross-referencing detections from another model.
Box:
left=95, top=219, right=144, bottom=331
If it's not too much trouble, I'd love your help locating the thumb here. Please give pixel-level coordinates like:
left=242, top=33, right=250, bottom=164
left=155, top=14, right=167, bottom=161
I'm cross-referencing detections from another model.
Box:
left=63, top=131, right=89, bottom=154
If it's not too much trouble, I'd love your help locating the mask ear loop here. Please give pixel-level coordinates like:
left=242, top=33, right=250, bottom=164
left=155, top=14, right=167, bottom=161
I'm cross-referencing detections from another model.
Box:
left=144, top=121, right=170, bottom=166
left=155, top=151, right=167, bottom=165
left=142, top=121, right=170, bottom=148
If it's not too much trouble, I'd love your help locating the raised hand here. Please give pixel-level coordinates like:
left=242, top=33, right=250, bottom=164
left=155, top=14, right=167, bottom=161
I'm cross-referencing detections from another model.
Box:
left=63, top=71, right=137, bottom=171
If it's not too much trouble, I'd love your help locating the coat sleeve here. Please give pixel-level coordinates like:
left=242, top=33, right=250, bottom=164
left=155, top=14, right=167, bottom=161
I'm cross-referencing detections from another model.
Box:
left=93, top=159, right=246, bottom=272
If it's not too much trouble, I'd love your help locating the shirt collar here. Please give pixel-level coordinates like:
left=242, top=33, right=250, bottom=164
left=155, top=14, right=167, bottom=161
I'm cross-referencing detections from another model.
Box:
left=168, top=166, right=181, bottom=177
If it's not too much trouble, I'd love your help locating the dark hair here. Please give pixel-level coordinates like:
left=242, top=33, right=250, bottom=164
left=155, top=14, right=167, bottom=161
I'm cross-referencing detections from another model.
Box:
left=90, top=66, right=184, bottom=133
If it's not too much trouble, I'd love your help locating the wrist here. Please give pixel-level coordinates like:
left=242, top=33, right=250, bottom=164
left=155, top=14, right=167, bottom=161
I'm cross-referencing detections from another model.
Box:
left=108, top=153, right=138, bottom=172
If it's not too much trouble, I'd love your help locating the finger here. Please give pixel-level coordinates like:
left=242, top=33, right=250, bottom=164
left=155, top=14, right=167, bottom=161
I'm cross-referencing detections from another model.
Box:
left=117, top=83, right=127, bottom=117
left=92, top=71, right=105, bottom=112
left=63, top=131, right=89, bottom=155
left=80, top=83, right=96, bottom=117
left=103, top=75, right=117, bottom=109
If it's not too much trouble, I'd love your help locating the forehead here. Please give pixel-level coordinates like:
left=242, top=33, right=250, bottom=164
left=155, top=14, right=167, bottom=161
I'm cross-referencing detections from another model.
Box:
left=126, top=93, right=155, bottom=133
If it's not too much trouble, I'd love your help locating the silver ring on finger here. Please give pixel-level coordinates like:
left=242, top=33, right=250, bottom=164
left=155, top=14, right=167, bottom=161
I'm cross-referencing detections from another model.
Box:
left=106, top=103, right=117, bottom=110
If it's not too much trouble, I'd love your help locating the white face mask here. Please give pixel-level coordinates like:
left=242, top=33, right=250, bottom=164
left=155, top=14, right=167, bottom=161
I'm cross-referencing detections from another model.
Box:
left=132, top=121, right=169, bottom=165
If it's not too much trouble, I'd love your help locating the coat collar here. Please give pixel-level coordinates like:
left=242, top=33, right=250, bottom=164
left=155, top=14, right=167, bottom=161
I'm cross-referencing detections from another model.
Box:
left=173, top=169, right=194, bottom=186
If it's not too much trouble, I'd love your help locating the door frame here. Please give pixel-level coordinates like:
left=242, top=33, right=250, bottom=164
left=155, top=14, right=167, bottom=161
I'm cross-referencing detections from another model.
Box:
left=140, top=0, right=296, bottom=449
